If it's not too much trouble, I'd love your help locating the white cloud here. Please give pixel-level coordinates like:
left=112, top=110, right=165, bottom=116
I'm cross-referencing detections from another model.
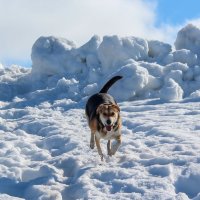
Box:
left=0, top=0, right=184, bottom=65
left=187, top=18, right=200, bottom=28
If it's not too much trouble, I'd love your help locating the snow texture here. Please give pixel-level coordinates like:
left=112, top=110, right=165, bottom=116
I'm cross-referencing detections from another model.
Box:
left=0, top=24, right=200, bottom=199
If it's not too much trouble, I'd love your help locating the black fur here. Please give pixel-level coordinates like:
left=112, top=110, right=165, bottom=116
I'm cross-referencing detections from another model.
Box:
left=99, top=76, right=122, bottom=93
left=85, top=76, right=122, bottom=121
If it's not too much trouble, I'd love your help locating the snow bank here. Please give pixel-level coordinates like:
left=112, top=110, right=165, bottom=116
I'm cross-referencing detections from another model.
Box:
left=31, top=36, right=83, bottom=76
left=175, top=24, right=200, bottom=57
left=0, top=65, right=31, bottom=101
left=148, top=40, right=172, bottom=61
left=160, top=78, right=183, bottom=101
left=1, top=23, right=200, bottom=103
left=98, top=36, right=148, bottom=73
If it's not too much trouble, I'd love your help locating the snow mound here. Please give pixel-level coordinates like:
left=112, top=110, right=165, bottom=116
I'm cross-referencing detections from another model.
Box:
left=29, top=24, right=200, bottom=102
left=148, top=40, right=172, bottom=61
left=174, top=49, right=197, bottom=66
left=98, top=36, right=148, bottom=73
left=31, top=36, right=83, bottom=76
left=160, top=78, right=183, bottom=101
left=1, top=23, right=200, bottom=103
left=175, top=24, right=200, bottom=57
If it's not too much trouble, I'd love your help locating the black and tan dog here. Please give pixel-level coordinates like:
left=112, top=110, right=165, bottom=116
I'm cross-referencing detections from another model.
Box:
left=85, top=76, right=122, bottom=161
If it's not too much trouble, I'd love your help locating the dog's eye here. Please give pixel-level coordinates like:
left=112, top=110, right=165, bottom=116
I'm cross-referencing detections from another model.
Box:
left=103, top=113, right=107, bottom=116
left=111, top=112, right=115, bottom=116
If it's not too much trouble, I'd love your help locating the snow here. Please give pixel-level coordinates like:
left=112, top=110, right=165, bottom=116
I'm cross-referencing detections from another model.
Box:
left=148, top=40, right=172, bottom=62
left=175, top=24, right=200, bottom=58
left=98, top=36, right=148, bottom=73
left=160, top=78, right=184, bottom=101
left=0, top=24, right=200, bottom=199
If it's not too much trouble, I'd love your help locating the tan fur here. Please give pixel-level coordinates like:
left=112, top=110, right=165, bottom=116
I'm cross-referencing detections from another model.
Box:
left=86, top=103, right=122, bottom=161
left=89, top=118, right=97, bottom=132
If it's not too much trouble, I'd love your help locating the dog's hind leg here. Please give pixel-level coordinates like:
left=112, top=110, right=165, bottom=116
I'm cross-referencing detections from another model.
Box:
left=107, top=140, right=112, bottom=156
left=90, top=132, right=95, bottom=149
left=95, top=136, right=104, bottom=161
left=110, top=135, right=121, bottom=155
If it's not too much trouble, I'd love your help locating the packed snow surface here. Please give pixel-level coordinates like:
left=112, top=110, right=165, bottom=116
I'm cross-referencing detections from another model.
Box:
left=0, top=24, right=200, bottom=199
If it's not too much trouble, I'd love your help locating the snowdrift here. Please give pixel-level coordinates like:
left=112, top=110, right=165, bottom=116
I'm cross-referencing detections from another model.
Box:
left=1, top=24, right=200, bottom=103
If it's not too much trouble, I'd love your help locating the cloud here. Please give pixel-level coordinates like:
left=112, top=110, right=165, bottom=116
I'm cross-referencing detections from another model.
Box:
left=0, top=0, right=185, bottom=65
left=187, top=18, right=200, bottom=28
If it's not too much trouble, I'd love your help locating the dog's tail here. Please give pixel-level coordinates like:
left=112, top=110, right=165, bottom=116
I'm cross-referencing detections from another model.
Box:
left=100, top=76, right=122, bottom=93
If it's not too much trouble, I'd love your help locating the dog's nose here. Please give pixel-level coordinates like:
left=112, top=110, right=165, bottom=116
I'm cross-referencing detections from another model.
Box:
left=106, top=119, right=111, bottom=125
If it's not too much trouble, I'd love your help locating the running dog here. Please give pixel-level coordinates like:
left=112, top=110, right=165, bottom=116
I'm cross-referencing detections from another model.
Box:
left=85, top=76, right=122, bottom=161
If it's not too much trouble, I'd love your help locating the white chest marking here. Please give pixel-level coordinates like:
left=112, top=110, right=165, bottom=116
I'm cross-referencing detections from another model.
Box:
left=96, top=129, right=120, bottom=140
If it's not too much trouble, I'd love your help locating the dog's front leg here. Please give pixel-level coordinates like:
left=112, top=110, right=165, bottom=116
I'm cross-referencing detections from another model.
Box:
left=107, top=140, right=112, bottom=156
left=95, top=136, right=104, bottom=161
left=110, top=135, right=121, bottom=155
left=90, top=132, right=95, bottom=149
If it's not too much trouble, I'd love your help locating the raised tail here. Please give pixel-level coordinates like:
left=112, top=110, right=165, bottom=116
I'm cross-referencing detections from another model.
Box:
left=100, top=76, right=123, bottom=93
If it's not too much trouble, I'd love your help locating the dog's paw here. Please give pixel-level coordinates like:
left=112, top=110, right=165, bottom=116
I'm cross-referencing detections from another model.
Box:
left=109, top=149, right=117, bottom=156
left=90, top=142, right=95, bottom=149
left=100, top=154, right=104, bottom=161
left=107, top=151, right=113, bottom=156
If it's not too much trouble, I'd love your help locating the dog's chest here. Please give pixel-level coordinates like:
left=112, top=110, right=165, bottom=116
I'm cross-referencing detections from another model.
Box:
left=96, top=128, right=120, bottom=140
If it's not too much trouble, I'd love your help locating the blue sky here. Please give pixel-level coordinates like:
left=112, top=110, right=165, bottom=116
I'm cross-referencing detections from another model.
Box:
left=0, top=0, right=200, bottom=67
left=155, top=0, right=200, bottom=25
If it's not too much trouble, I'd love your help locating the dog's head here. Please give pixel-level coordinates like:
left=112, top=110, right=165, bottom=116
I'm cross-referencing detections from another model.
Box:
left=97, top=103, right=120, bottom=131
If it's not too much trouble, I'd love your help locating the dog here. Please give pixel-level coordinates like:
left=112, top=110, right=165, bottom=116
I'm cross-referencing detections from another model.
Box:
left=85, top=76, right=122, bottom=161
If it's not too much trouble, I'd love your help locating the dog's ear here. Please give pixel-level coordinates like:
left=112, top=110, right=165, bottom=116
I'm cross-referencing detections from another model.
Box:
left=111, top=104, right=120, bottom=112
left=96, top=104, right=104, bottom=114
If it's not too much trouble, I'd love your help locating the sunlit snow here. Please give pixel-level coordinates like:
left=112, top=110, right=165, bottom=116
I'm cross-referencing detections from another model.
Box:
left=0, top=24, right=200, bottom=199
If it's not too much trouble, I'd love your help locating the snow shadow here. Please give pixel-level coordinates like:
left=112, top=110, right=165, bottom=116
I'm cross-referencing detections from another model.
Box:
left=0, top=177, right=26, bottom=198
left=0, top=176, right=50, bottom=199
left=175, top=173, right=200, bottom=198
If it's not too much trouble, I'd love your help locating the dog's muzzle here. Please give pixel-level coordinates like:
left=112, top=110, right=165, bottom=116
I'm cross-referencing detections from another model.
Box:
left=105, top=125, right=112, bottom=131
left=105, top=119, right=112, bottom=131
